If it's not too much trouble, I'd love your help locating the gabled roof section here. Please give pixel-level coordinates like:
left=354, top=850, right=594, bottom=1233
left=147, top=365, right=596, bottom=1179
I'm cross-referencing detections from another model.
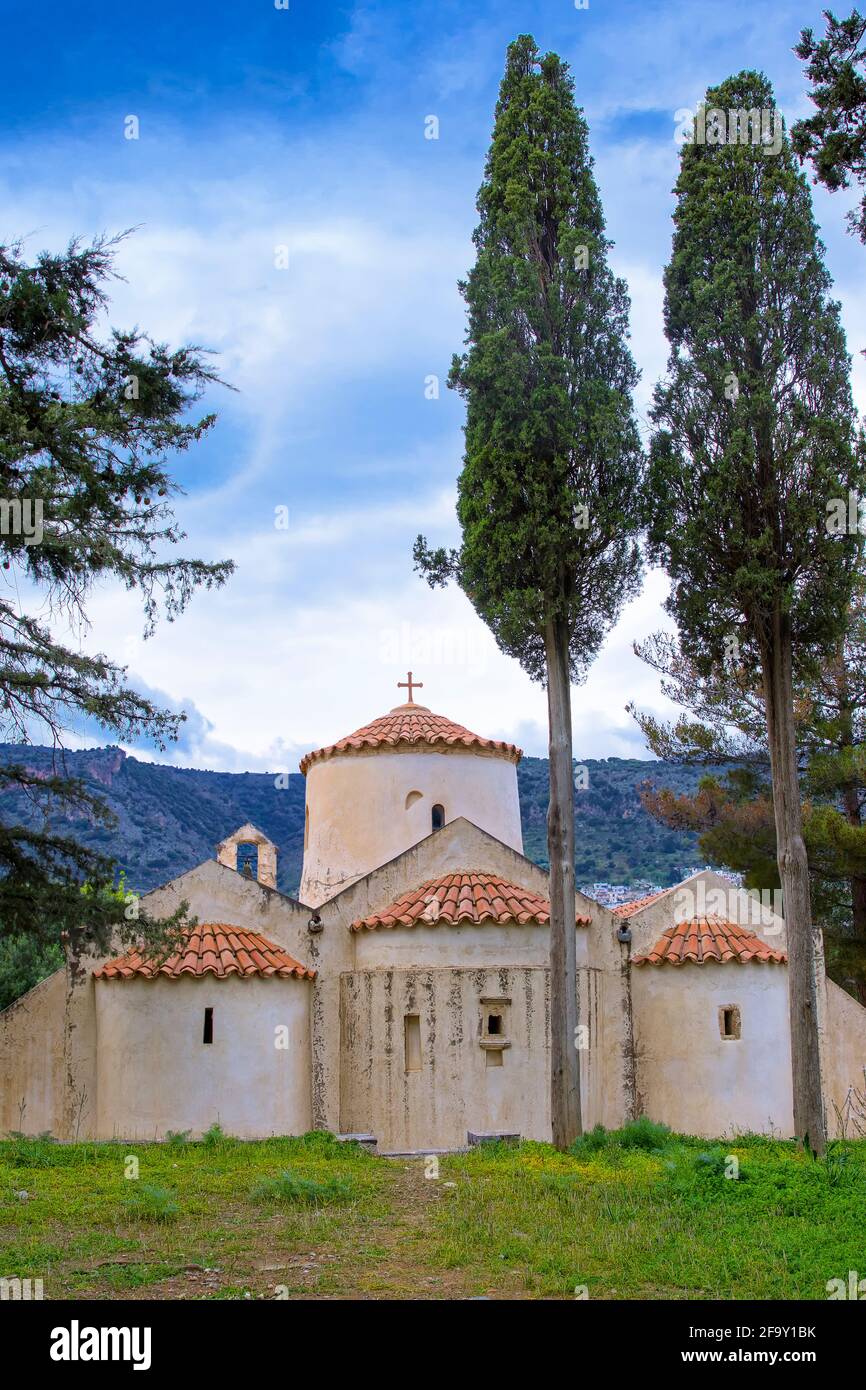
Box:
left=611, top=889, right=671, bottom=917
left=633, top=916, right=787, bottom=966
left=141, top=856, right=307, bottom=911
left=351, top=870, right=591, bottom=931
left=95, top=925, right=315, bottom=980
left=300, top=703, right=522, bottom=774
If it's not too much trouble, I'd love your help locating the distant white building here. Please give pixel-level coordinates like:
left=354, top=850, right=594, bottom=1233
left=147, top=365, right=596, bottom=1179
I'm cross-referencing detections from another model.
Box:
left=2, top=678, right=865, bottom=1148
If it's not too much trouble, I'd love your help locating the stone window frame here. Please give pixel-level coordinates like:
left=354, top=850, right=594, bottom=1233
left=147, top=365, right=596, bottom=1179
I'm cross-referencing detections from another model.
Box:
left=718, top=1003, right=742, bottom=1041
left=479, top=996, right=512, bottom=1051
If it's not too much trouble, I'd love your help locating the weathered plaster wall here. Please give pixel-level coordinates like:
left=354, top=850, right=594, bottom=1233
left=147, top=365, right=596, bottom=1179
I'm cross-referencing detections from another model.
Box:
left=352, top=920, right=565, bottom=971
left=823, top=979, right=866, bottom=1137
left=340, top=966, right=550, bottom=1151
left=305, top=817, right=551, bottom=1134
left=0, top=969, right=67, bottom=1136
left=318, top=816, right=630, bottom=1146
left=0, top=948, right=106, bottom=1141
left=580, top=905, right=635, bottom=1131
left=300, top=747, right=523, bottom=906
left=632, top=960, right=793, bottom=1137
left=95, top=975, right=311, bottom=1139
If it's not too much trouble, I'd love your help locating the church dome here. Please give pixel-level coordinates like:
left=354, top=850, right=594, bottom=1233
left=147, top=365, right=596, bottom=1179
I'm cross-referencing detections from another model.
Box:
left=298, top=675, right=525, bottom=908
left=299, top=701, right=522, bottom=775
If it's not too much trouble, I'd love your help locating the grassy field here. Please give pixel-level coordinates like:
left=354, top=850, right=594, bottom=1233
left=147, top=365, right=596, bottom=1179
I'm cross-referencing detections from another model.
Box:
left=1, top=1123, right=864, bottom=1300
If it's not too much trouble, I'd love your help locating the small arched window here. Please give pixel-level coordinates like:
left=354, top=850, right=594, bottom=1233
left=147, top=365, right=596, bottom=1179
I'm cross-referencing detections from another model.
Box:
left=432, top=804, right=445, bottom=831
left=238, top=843, right=258, bottom=879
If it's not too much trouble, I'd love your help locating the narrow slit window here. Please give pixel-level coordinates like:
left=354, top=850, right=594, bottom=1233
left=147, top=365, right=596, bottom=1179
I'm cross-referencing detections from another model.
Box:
left=404, top=1013, right=422, bottom=1072
left=432, top=804, right=445, bottom=831
left=719, top=1004, right=741, bottom=1040
left=203, top=1007, right=214, bottom=1045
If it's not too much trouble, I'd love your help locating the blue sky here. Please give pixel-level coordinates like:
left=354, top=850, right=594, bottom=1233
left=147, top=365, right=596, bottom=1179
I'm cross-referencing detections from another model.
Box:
left=2, top=0, right=864, bottom=771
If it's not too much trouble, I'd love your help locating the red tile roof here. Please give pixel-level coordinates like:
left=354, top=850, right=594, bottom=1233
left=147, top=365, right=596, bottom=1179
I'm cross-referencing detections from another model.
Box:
left=633, top=916, right=787, bottom=966
left=351, top=871, right=592, bottom=931
left=94, top=925, right=316, bottom=980
left=299, top=702, right=522, bottom=774
left=611, top=890, right=670, bottom=917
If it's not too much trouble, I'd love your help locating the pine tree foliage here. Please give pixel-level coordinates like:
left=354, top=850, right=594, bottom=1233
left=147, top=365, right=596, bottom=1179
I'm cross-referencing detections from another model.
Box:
left=0, top=232, right=234, bottom=956
left=792, top=9, right=866, bottom=243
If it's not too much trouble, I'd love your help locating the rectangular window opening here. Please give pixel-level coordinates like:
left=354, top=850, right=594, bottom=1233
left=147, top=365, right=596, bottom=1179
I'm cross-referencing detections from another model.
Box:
left=203, top=1007, right=214, bottom=1045
left=487, top=1013, right=502, bottom=1036
left=719, top=1004, right=741, bottom=1040
left=404, top=1013, right=421, bottom=1072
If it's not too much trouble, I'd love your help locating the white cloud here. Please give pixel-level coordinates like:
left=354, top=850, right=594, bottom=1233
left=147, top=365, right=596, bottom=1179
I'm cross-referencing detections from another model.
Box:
left=4, top=0, right=862, bottom=776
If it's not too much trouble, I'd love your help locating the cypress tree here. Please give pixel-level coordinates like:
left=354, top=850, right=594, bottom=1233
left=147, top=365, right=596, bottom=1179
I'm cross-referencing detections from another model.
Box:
left=648, top=72, right=866, bottom=1151
left=416, top=35, right=644, bottom=1147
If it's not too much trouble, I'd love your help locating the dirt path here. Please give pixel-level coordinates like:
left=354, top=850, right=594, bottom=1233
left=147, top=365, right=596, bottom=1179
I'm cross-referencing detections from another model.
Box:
left=74, top=1157, right=481, bottom=1301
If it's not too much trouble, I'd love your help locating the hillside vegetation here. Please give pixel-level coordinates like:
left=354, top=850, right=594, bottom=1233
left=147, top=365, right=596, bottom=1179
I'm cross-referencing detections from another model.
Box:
left=0, top=744, right=709, bottom=899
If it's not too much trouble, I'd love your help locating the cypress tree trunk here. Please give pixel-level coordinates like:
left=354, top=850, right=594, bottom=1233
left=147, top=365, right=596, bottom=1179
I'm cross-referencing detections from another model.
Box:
left=762, top=611, right=826, bottom=1152
left=545, top=613, right=581, bottom=1148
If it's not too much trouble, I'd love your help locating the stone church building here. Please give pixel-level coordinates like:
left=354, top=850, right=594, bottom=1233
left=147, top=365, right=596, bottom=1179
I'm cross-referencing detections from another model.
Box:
left=2, top=680, right=865, bottom=1149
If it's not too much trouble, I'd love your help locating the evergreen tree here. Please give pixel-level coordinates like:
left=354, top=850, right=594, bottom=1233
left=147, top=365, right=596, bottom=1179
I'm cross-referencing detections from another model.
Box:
left=0, top=232, right=234, bottom=958
left=647, top=73, right=865, bottom=1151
left=415, top=35, right=644, bottom=1147
left=631, top=595, right=866, bottom=1005
left=792, top=9, right=866, bottom=243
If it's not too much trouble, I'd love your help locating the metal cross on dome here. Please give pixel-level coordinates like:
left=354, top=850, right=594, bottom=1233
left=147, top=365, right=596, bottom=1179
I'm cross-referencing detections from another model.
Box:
left=398, top=671, right=423, bottom=704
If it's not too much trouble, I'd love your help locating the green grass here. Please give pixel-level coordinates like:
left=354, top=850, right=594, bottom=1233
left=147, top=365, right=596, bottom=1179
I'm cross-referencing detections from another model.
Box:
left=250, top=1170, right=354, bottom=1205
left=0, top=1128, right=863, bottom=1299
left=430, top=1131, right=866, bottom=1298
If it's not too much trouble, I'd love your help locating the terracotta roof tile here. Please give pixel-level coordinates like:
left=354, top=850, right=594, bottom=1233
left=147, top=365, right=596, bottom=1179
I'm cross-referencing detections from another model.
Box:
left=611, top=889, right=671, bottom=917
left=351, top=871, right=592, bottom=931
left=94, top=925, right=316, bottom=981
left=633, top=915, right=787, bottom=966
left=299, top=702, right=522, bottom=774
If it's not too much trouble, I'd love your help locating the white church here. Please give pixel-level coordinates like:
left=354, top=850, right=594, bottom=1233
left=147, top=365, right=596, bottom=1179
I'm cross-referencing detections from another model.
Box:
left=2, top=676, right=865, bottom=1150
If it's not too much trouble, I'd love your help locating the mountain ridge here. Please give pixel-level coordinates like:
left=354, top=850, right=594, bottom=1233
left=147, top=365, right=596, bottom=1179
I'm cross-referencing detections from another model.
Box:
left=0, top=743, right=711, bottom=898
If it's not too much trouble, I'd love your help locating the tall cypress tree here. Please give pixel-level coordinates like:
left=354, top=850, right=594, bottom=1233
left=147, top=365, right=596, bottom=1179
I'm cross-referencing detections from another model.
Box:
left=415, top=35, right=644, bottom=1147
left=648, top=72, right=865, bottom=1152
